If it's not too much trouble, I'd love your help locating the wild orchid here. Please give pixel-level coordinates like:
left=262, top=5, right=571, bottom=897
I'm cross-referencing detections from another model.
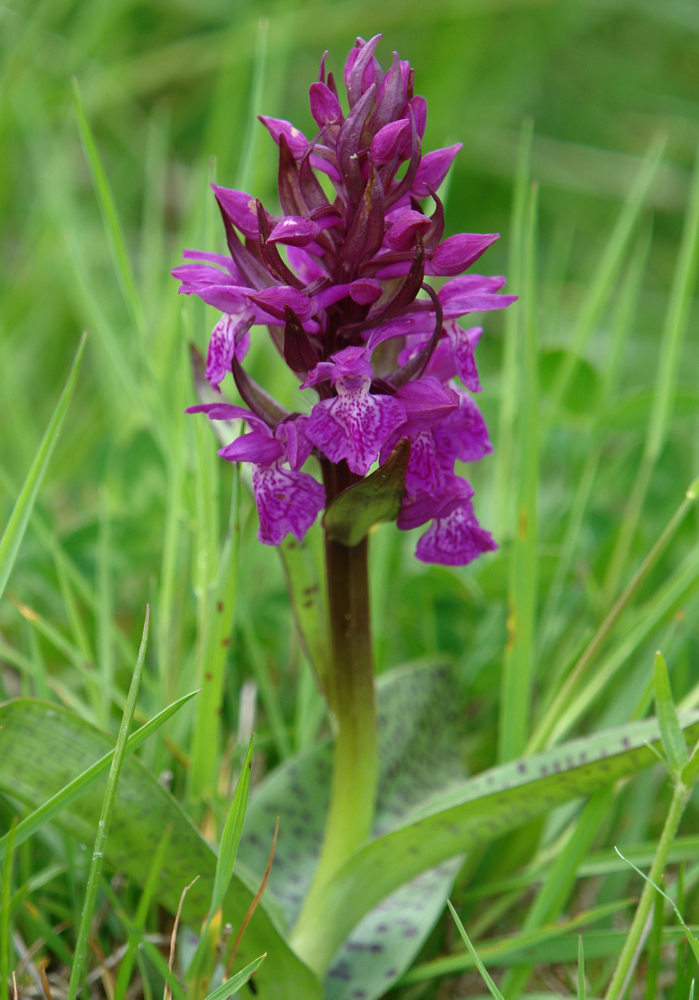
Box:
left=174, top=33, right=515, bottom=973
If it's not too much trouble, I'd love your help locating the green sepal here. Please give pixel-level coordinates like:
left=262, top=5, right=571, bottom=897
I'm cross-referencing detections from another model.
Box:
left=323, top=439, right=411, bottom=547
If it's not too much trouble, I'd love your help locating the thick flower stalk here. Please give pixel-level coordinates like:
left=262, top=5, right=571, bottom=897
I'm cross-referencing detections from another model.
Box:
left=175, top=35, right=514, bottom=965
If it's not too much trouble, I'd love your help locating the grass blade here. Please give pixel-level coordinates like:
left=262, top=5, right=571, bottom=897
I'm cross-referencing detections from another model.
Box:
left=493, top=118, right=533, bottom=539
left=529, top=474, right=699, bottom=752
left=544, top=134, right=666, bottom=439
left=578, top=935, right=586, bottom=1000
left=0, top=688, right=197, bottom=863
left=189, top=469, right=241, bottom=801
left=202, top=954, right=265, bottom=1000
left=499, top=181, right=539, bottom=763
left=0, top=332, right=86, bottom=604
left=655, top=651, right=688, bottom=775
left=65, top=606, right=151, bottom=1000
left=113, top=825, right=172, bottom=1000
left=603, top=140, right=699, bottom=603
left=211, top=735, right=254, bottom=915
left=447, top=900, right=505, bottom=1000
left=0, top=820, right=16, bottom=1000
left=71, top=78, right=147, bottom=343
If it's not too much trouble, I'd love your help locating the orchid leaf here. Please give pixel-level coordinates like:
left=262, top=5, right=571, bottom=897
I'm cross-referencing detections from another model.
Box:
left=323, top=439, right=411, bottom=546
left=239, top=660, right=464, bottom=1000
left=0, top=699, right=322, bottom=1000
left=296, top=710, right=699, bottom=972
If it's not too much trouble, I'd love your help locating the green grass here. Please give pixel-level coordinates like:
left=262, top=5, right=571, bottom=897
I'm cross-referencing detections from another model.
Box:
left=2, top=1, right=699, bottom=998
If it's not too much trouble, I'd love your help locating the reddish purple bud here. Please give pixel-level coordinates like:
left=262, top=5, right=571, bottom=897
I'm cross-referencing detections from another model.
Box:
left=427, top=233, right=500, bottom=277
left=341, top=164, right=385, bottom=269
left=268, top=216, right=322, bottom=247
left=370, top=119, right=410, bottom=165
left=248, top=286, right=314, bottom=323
left=411, top=143, right=463, bottom=199
left=345, top=34, right=383, bottom=107
left=309, top=82, right=343, bottom=127
left=258, top=117, right=309, bottom=160
left=409, top=96, right=427, bottom=139
left=211, top=185, right=259, bottom=239
left=372, top=52, right=408, bottom=132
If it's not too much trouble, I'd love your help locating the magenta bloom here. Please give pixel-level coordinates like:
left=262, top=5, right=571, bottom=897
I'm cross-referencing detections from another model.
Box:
left=175, top=35, right=515, bottom=565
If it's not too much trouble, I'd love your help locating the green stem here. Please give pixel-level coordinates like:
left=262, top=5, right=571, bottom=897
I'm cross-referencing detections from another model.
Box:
left=604, top=777, right=691, bottom=1000
left=290, top=460, right=379, bottom=973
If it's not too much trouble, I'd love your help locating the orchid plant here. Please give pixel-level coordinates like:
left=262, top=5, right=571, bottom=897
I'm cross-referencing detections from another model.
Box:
left=174, top=31, right=514, bottom=964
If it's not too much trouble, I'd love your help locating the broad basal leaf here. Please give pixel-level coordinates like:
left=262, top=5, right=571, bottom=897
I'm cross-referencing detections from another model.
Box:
left=239, top=660, right=465, bottom=999
left=294, top=710, right=699, bottom=973
left=0, top=699, right=321, bottom=1000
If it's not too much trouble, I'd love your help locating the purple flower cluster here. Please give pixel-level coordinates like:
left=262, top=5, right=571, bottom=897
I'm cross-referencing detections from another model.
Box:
left=175, top=35, right=515, bottom=565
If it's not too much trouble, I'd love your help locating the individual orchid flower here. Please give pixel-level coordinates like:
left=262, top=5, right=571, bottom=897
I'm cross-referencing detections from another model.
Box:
left=186, top=403, right=325, bottom=546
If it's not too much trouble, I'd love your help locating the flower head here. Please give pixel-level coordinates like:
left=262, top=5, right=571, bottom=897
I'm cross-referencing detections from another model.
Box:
left=176, top=35, right=515, bottom=564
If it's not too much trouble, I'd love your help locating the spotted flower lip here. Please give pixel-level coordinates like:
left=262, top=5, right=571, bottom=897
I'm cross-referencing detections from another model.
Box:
left=176, top=34, right=516, bottom=564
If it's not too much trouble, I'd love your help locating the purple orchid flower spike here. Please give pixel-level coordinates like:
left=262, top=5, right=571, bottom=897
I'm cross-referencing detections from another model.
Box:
left=175, top=35, right=516, bottom=564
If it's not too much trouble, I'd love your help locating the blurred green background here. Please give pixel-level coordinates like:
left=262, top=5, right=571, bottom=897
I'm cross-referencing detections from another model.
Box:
left=2, top=0, right=699, bottom=763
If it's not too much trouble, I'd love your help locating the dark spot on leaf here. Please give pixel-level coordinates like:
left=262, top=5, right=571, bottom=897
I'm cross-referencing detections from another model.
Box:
left=217, top=601, right=224, bottom=612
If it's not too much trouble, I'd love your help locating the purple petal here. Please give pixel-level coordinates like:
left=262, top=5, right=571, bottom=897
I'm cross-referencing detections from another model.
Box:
left=415, top=497, right=497, bottom=565
left=186, top=402, right=263, bottom=426
left=366, top=316, right=416, bottom=350
left=219, top=430, right=284, bottom=466
left=398, top=480, right=473, bottom=530
left=309, top=82, right=343, bottom=127
left=349, top=278, right=383, bottom=305
left=445, top=322, right=482, bottom=392
left=439, top=274, right=517, bottom=316
left=258, top=117, right=309, bottom=160
left=313, top=279, right=382, bottom=312
left=436, top=390, right=492, bottom=462
left=276, top=415, right=314, bottom=471
left=426, top=233, right=499, bottom=277
left=251, top=465, right=326, bottom=545
left=286, top=246, right=327, bottom=284
left=422, top=339, right=457, bottom=382
left=411, top=144, right=462, bottom=199
left=182, top=249, right=240, bottom=272
left=211, top=186, right=259, bottom=239
left=396, top=376, right=458, bottom=423
left=301, top=361, right=335, bottom=389
left=384, top=209, right=432, bottom=251
left=327, top=345, right=375, bottom=383
left=399, top=428, right=455, bottom=497
left=268, top=216, right=322, bottom=247
left=204, top=311, right=253, bottom=389
left=182, top=283, right=251, bottom=314
left=306, top=392, right=407, bottom=476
